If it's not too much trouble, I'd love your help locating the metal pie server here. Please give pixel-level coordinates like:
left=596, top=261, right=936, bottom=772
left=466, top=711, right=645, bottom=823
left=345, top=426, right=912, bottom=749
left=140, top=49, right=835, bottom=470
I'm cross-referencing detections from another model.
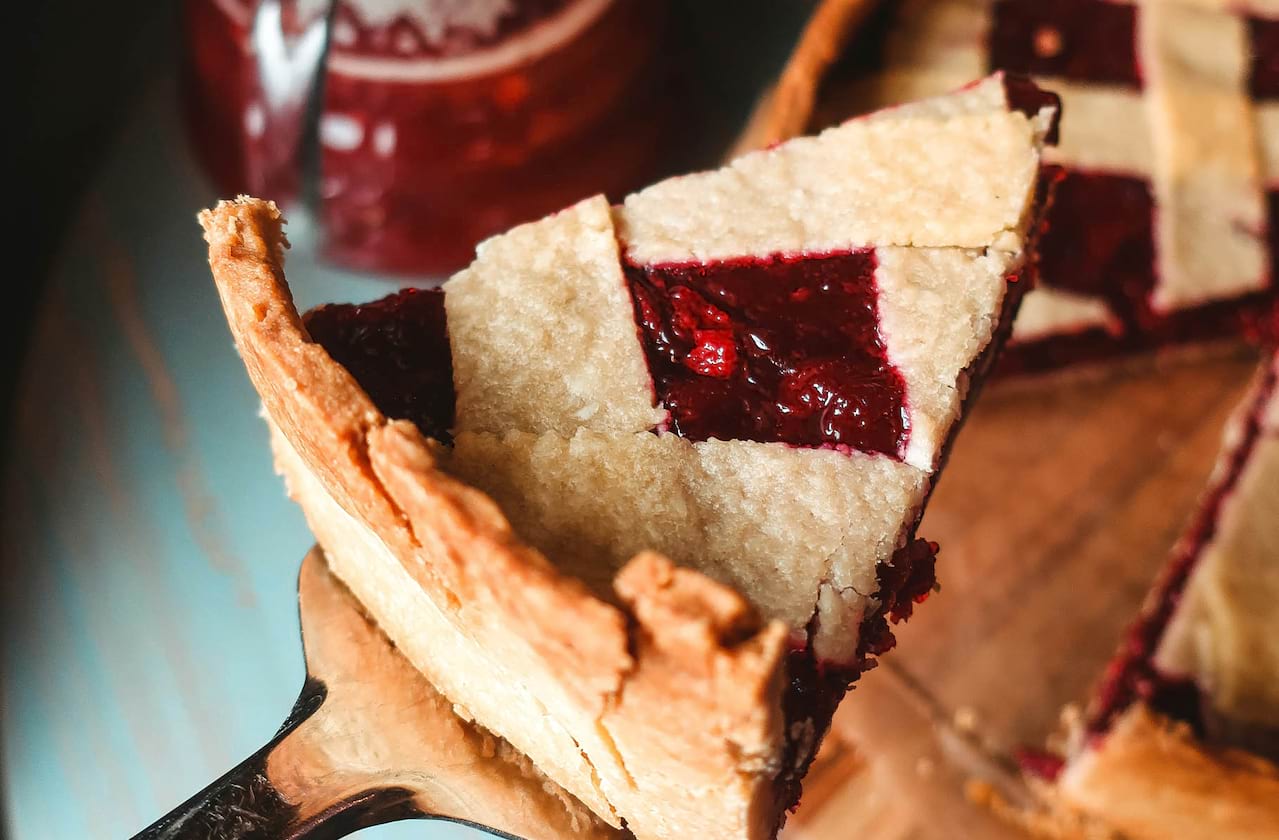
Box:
left=133, top=548, right=625, bottom=839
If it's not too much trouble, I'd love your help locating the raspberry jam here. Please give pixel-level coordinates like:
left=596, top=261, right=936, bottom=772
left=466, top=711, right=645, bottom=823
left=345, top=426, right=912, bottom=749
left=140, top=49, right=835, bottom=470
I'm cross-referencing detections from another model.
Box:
left=1250, top=17, right=1279, bottom=100
left=304, top=288, right=456, bottom=442
left=997, top=176, right=1276, bottom=376
left=624, top=251, right=909, bottom=458
left=1037, top=171, right=1157, bottom=318
left=987, top=0, right=1142, bottom=88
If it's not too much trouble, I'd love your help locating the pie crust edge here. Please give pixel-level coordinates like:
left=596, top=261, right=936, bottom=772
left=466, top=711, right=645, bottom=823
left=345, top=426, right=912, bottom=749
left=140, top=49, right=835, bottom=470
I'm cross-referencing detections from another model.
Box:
left=1051, top=704, right=1279, bottom=840
left=198, top=196, right=796, bottom=839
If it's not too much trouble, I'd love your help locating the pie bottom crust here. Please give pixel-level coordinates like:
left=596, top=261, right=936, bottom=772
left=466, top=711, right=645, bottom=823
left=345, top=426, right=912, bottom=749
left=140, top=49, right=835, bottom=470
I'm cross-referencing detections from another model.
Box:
left=201, top=197, right=802, bottom=839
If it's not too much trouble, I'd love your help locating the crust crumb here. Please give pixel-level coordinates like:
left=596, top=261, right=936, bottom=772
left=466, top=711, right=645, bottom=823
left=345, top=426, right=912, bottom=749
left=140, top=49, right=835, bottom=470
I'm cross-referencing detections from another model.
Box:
left=966, top=778, right=1120, bottom=840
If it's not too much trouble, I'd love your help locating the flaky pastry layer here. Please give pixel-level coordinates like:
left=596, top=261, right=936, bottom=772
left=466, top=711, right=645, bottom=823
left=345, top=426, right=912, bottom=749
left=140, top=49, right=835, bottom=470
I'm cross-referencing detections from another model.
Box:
left=201, top=198, right=790, bottom=840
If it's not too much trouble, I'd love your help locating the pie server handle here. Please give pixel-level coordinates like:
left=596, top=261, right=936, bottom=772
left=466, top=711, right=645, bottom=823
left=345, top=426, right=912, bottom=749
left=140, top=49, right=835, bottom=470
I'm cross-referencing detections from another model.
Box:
left=130, top=680, right=433, bottom=840
left=130, top=548, right=623, bottom=840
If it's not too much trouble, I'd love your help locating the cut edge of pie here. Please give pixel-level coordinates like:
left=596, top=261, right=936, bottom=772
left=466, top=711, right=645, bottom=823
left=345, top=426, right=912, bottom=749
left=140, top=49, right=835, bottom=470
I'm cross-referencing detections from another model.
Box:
left=200, top=72, right=1056, bottom=840
left=1016, top=348, right=1279, bottom=839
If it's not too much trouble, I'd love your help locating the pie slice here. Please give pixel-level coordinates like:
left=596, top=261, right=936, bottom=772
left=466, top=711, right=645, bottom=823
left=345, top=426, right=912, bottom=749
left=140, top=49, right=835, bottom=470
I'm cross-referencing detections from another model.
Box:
left=745, top=0, right=1279, bottom=376
left=200, top=73, right=1057, bottom=839
left=1020, top=349, right=1279, bottom=839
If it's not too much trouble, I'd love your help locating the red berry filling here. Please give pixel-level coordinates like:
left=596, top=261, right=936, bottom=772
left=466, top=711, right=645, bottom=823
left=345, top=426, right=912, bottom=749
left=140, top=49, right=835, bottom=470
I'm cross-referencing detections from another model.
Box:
left=1015, top=747, right=1066, bottom=783
left=304, top=288, right=456, bottom=443
left=1250, top=17, right=1279, bottom=101
left=773, top=537, right=939, bottom=822
left=988, top=0, right=1142, bottom=88
left=1002, top=74, right=1063, bottom=144
left=1037, top=170, right=1157, bottom=320
left=624, top=251, right=910, bottom=458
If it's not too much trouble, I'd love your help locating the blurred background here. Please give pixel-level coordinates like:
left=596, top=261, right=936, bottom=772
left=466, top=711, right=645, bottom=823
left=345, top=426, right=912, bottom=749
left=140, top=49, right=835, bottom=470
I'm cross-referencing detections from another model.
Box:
left=6, top=2, right=1275, bottom=838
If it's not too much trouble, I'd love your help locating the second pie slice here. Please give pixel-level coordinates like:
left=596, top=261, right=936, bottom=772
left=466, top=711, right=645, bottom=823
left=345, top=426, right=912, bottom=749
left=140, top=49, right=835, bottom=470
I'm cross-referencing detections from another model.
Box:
left=201, top=73, right=1058, bottom=840
left=1021, top=348, right=1279, bottom=839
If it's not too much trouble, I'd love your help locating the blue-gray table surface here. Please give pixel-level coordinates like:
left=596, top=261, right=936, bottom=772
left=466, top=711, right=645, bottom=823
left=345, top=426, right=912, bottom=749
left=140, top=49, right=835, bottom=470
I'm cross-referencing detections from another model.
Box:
left=1, top=79, right=481, bottom=839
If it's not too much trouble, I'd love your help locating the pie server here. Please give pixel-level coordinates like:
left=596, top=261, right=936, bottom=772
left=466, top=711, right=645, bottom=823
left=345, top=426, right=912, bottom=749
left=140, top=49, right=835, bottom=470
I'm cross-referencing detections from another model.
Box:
left=132, top=547, right=625, bottom=840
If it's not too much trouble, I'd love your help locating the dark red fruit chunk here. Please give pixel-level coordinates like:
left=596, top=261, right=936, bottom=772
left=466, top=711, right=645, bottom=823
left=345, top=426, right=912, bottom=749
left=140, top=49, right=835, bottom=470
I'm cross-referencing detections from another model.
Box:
left=624, top=251, right=909, bottom=458
left=772, top=536, right=939, bottom=824
left=855, top=537, right=941, bottom=662
left=1038, top=170, right=1157, bottom=322
left=988, top=0, right=1141, bottom=88
left=1001, top=75, right=1062, bottom=144
left=304, top=288, right=455, bottom=443
left=1249, top=17, right=1279, bottom=100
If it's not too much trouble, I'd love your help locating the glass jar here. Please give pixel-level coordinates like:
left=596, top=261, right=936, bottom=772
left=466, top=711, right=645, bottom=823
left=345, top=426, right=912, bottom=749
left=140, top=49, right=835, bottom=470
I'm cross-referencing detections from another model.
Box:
left=183, top=0, right=674, bottom=276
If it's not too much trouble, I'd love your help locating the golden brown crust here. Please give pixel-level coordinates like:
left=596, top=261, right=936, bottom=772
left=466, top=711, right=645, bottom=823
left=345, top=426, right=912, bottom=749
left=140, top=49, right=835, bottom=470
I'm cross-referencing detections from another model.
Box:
left=1054, top=705, right=1279, bottom=840
left=365, top=419, right=632, bottom=707
left=199, top=197, right=791, bottom=840
left=198, top=198, right=397, bottom=539
left=606, top=554, right=789, bottom=838
left=273, top=547, right=624, bottom=839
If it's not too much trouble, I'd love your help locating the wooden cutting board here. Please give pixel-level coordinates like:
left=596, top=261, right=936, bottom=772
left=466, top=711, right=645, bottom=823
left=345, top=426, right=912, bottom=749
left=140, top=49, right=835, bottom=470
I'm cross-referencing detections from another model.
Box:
left=785, top=351, right=1264, bottom=839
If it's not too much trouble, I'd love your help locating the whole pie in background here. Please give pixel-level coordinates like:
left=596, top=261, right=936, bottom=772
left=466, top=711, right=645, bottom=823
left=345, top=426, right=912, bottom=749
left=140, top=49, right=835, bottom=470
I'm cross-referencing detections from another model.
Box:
left=750, top=0, right=1279, bottom=377
left=202, top=73, right=1057, bottom=839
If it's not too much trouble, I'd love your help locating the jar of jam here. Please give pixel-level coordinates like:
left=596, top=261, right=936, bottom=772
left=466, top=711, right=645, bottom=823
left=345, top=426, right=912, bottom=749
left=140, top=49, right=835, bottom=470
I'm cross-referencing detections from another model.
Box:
left=183, top=0, right=674, bottom=276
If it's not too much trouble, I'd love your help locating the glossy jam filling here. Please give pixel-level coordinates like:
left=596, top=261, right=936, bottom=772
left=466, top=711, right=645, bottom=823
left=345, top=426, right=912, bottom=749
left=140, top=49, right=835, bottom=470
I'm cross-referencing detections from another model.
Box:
left=304, top=288, right=456, bottom=443
left=987, top=0, right=1142, bottom=88
left=775, top=537, right=939, bottom=821
left=1087, top=365, right=1278, bottom=742
left=1249, top=17, right=1279, bottom=100
left=624, top=251, right=909, bottom=458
